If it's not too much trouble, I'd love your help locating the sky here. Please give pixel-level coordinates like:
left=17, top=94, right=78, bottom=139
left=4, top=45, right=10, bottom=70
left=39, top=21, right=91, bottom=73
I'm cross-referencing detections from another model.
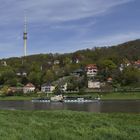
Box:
left=0, top=0, right=140, bottom=58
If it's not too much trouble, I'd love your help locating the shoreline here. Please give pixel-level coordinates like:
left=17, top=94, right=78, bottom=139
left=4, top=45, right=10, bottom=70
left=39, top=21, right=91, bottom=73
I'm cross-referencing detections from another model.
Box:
left=0, top=92, right=139, bottom=101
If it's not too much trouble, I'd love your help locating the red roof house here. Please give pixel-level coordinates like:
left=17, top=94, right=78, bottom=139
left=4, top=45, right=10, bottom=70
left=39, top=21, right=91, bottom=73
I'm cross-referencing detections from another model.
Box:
left=23, top=83, right=35, bottom=93
left=85, top=64, right=98, bottom=77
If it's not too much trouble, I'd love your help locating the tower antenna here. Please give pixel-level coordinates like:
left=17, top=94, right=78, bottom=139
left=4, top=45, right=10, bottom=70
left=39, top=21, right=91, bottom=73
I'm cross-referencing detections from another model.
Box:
left=23, top=12, right=27, bottom=57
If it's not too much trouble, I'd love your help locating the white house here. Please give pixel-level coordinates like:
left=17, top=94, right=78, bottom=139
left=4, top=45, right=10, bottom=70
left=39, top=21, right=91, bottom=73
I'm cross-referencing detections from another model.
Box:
left=119, top=62, right=131, bottom=72
left=16, top=72, right=27, bottom=76
left=23, top=83, right=35, bottom=93
left=88, top=81, right=101, bottom=89
left=1, top=61, right=7, bottom=66
left=60, top=83, right=68, bottom=92
left=107, top=77, right=113, bottom=83
left=47, top=61, right=52, bottom=65
left=22, top=72, right=27, bottom=76
left=54, top=60, right=60, bottom=65
left=41, top=83, right=55, bottom=93
left=134, top=60, right=140, bottom=69
left=85, top=64, right=98, bottom=77
left=16, top=72, right=21, bottom=76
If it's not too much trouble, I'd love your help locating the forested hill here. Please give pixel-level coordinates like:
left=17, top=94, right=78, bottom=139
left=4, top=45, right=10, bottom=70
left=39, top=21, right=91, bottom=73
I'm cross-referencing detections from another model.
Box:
left=1, top=39, right=140, bottom=65
left=0, top=39, right=140, bottom=87
left=75, top=39, right=140, bottom=64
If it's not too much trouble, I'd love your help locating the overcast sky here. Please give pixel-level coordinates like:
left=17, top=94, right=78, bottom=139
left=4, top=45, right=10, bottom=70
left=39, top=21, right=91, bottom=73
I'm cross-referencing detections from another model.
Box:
left=0, top=0, right=140, bottom=58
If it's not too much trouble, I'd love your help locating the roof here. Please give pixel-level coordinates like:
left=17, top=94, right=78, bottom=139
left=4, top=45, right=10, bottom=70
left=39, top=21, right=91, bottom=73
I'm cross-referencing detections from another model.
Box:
left=134, top=60, right=140, bottom=65
left=41, top=83, right=52, bottom=87
left=24, top=83, right=35, bottom=88
left=73, top=69, right=83, bottom=73
left=107, top=77, right=113, bottom=81
left=85, top=64, right=97, bottom=69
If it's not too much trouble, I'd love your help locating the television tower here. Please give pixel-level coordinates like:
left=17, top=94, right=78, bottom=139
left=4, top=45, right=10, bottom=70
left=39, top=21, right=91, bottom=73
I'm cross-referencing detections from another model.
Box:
left=23, top=14, right=27, bottom=57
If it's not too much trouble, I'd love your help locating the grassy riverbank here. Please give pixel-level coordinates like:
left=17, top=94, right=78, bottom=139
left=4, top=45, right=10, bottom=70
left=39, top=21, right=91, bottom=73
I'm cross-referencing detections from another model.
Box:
left=0, top=92, right=140, bottom=100
left=0, top=110, right=139, bottom=140
left=0, top=96, right=35, bottom=100
left=100, top=92, right=140, bottom=100
left=0, top=95, right=53, bottom=101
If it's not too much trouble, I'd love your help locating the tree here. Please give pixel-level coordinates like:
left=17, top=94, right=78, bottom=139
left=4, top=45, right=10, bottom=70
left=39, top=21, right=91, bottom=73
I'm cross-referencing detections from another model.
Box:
left=53, top=85, right=63, bottom=95
left=67, top=76, right=81, bottom=91
left=28, top=71, right=42, bottom=87
left=0, top=85, right=9, bottom=96
left=98, top=59, right=117, bottom=70
left=43, top=70, right=54, bottom=83
left=121, top=67, right=140, bottom=87
left=98, top=59, right=117, bottom=80
left=0, top=67, right=17, bottom=86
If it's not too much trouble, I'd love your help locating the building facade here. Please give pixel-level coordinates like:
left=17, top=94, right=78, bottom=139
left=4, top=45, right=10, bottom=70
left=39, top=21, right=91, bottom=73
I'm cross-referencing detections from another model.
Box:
left=23, top=83, right=35, bottom=93
left=41, top=83, right=55, bottom=93
left=88, top=81, right=101, bottom=89
left=85, top=64, right=98, bottom=77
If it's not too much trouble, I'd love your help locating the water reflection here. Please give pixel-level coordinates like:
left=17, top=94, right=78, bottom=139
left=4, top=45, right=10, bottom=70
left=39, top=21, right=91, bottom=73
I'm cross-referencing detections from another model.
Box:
left=100, top=100, right=140, bottom=113
left=0, top=100, right=139, bottom=113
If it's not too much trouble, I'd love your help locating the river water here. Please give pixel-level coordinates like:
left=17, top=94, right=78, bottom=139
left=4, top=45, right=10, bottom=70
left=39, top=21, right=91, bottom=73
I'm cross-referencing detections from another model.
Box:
left=0, top=100, right=140, bottom=113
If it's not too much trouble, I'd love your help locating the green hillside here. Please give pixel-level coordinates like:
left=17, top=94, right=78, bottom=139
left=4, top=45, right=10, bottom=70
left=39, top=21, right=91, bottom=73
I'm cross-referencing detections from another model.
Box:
left=0, top=39, right=140, bottom=91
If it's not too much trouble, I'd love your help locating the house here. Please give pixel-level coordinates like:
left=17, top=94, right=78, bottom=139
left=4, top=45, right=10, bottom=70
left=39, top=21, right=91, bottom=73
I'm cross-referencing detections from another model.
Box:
left=60, top=83, right=68, bottom=92
left=119, top=63, right=131, bottom=71
left=1, top=61, right=7, bottom=66
left=54, top=60, right=60, bottom=65
left=107, top=77, right=113, bottom=83
left=8, top=87, right=23, bottom=93
left=16, top=72, right=27, bottom=76
left=119, top=59, right=131, bottom=72
left=134, top=60, right=140, bottom=69
left=47, top=61, right=52, bottom=65
left=85, top=64, right=98, bottom=77
left=16, top=72, right=21, bottom=76
left=41, top=83, right=55, bottom=93
left=52, top=76, right=69, bottom=92
left=88, top=80, right=101, bottom=89
left=23, top=83, right=35, bottom=94
left=22, top=72, right=27, bottom=76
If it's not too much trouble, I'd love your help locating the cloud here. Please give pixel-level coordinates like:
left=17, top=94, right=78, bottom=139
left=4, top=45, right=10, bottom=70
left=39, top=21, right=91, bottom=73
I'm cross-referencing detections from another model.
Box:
left=0, top=0, right=135, bottom=25
left=50, top=20, right=96, bottom=31
left=0, top=0, right=135, bottom=37
left=28, top=0, right=134, bottom=23
left=0, top=0, right=137, bottom=58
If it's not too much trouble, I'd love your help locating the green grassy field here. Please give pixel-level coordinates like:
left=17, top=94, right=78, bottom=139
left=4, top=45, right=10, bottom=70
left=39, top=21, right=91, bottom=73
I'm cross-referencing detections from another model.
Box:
left=100, top=92, right=140, bottom=100
left=0, top=110, right=139, bottom=140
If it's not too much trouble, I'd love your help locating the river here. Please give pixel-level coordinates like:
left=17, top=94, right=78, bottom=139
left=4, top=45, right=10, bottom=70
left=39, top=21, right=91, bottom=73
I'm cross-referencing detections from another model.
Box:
left=0, top=100, right=140, bottom=113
